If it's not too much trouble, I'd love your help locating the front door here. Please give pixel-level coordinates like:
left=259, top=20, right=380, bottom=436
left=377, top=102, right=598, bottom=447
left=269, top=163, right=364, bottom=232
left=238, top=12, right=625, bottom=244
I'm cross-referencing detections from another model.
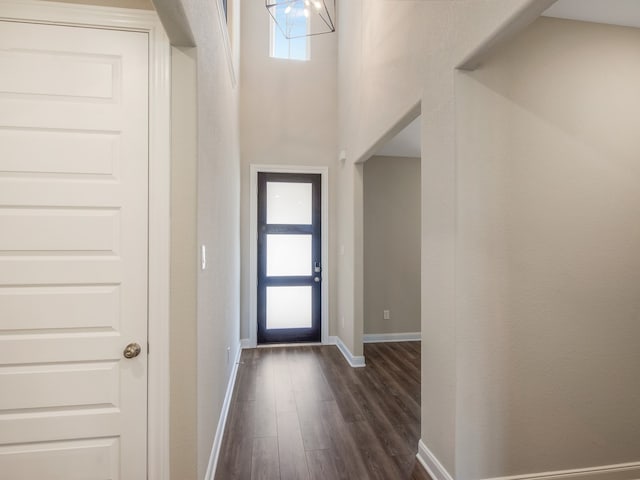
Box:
left=257, top=172, right=322, bottom=344
left=0, top=21, right=149, bottom=478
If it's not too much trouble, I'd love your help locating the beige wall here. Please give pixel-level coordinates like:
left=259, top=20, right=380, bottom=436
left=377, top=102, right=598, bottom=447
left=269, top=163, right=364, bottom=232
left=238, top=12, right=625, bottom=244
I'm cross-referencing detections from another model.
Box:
left=336, top=0, right=548, bottom=474
left=363, top=155, right=421, bottom=335
left=155, top=1, right=242, bottom=478
left=455, top=17, right=640, bottom=478
left=239, top=0, right=338, bottom=340
left=169, top=46, right=197, bottom=480
left=43, top=0, right=153, bottom=9
left=188, top=4, right=240, bottom=479
left=339, top=1, right=640, bottom=477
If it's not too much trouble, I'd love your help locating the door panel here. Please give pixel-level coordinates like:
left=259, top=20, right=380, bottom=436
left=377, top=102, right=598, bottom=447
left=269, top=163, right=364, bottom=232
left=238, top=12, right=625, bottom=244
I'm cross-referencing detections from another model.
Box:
left=0, top=362, right=119, bottom=410
left=0, top=21, right=148, bottom=479
left=0, top=128, right=118, bottom=175
left=266, top=285, right=313, bottom=329
left=257, top=173, right=321, bottom=343
left=265, top=234, right=312, bottom=276
left=0, top=285, right=120, bottom=331
left=0, top=438, right=120, bottom=480
left=0, top=208, right=120, bottom=252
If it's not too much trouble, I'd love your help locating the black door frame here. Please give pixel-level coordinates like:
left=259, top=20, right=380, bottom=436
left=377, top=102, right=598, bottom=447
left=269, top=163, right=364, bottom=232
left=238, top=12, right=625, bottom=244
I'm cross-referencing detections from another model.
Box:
left=257, top=172, right=322, bottom=344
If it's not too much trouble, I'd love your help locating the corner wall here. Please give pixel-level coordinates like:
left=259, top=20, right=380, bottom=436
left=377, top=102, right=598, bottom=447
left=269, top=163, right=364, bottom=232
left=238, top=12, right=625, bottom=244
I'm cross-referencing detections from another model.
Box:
left=337, top=1, right=543, bottom=475
left=336, top=0, right=557, bottom=477
left=190, top=3, right=241, bottom=476
left=155, top=0, right=242, bottom=478
left=169, top=46, right=197, bottom=480
left=455, top=17, right=640, bottom=479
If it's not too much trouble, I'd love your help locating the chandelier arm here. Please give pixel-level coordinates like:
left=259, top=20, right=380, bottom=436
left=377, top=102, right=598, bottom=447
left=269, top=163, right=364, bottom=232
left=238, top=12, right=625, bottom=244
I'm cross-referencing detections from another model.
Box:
left=321, top=0, right=336, bottom=31
left=266, top=0, right=335, bottom=39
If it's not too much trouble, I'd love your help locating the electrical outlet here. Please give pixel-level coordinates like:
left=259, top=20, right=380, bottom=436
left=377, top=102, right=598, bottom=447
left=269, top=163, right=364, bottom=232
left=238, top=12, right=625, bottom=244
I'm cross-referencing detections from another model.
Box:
left=383, top=310, right=390, bottom=320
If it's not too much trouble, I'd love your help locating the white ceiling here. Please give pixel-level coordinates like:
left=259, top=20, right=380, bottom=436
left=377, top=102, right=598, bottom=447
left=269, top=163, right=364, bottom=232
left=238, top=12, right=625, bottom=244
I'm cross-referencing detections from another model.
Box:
left=542, top=0, right=640, bottom=29
left=374, top=116, right=421, bottom=158
left=377, top=0, right=640, bottom=159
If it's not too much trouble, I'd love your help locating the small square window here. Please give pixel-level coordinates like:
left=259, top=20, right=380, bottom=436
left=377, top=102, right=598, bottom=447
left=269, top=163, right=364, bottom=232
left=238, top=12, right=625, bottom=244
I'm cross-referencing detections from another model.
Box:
left=270, top=2, right=310, bottom=61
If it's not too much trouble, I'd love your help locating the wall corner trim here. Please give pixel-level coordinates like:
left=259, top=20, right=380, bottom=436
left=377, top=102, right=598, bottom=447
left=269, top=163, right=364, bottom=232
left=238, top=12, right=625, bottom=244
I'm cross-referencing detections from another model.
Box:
left=328, top=336, right=366, bottom=368
left=483, top=461, right=640, bottom=480
left=204, top=342, right=243, bottom=480
left=363, top=332, right=421, bottom=343
left=417, top=439, right=455, bottom=480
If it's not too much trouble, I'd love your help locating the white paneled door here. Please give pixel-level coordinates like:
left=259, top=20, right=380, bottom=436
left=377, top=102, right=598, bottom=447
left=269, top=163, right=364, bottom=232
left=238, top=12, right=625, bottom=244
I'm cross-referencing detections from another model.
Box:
left=0, top=20, right=149, bottom=479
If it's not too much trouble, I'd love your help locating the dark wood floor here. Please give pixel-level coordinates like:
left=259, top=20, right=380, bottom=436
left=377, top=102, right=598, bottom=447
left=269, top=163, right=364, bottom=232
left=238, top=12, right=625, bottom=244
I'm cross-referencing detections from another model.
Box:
left=215, top=342, right=431, bottom=480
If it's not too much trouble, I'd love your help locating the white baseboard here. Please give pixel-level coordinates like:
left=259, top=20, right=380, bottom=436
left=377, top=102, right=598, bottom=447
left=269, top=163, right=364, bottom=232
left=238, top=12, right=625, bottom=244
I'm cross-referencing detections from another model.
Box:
left=417, top=439, right=454, bottom=480
left=327, top=335, right=366, bottom=367
left=417, top=438, right=640, bottom=480
left=363, top=331, right=421, bottom=343
left=485, top=461, right=640, bottom=480
left=204, top=342, right=243, bottom=480
left=240, top=337, right=253, bottom=349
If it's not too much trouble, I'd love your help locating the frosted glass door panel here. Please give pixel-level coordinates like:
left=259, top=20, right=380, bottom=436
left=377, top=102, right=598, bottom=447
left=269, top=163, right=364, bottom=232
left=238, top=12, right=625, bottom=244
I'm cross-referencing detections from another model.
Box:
left=266, top=286, right=312, bottom=329
left=266, top=182, right=312, bottom=225
left=266, top=234, right=312, bottom=276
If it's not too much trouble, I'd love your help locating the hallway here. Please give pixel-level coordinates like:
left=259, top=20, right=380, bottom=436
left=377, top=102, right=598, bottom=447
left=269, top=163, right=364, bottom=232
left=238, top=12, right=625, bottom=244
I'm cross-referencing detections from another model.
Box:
left=215, top=342, right=430, bottom=479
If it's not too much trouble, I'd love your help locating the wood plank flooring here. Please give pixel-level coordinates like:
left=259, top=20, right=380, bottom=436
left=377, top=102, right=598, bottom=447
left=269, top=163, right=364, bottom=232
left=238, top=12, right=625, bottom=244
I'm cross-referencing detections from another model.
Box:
left=215, top=342, right=431, bottom=480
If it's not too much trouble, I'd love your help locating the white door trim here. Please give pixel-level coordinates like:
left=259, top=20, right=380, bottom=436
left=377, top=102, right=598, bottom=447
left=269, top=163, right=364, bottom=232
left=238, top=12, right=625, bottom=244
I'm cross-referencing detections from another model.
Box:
left=0, top=2, right=171, bottom=479
left=249, top=164, right=330, bottom=347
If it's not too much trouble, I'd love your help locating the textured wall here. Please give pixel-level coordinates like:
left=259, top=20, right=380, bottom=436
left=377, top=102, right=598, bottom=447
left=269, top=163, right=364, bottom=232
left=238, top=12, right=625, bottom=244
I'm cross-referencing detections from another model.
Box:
left=186, top=2, right=240, bottom=478
left=336, top=0, right=553, bottom=477
left=239, top=0, right=338, bottom=340
left=364, top=155, right=421, bottom=336
left=455, top=17, right=640, bottom=478
left=338, top=1, right=640, bottom=479
left=169, top=46, right=198, bottom=480
left=42, top=0, right=153, bottom=9
left=155, top=0, right=242, bottom=478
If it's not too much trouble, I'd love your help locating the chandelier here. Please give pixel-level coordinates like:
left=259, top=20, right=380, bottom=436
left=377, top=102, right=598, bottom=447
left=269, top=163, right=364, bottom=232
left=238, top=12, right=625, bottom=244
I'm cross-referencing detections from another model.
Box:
left=266, top=0, right=336, bottom=39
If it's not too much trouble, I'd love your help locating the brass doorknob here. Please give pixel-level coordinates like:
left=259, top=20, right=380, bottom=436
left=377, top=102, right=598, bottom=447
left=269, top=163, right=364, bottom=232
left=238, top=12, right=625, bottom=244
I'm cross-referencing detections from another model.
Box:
left=123, top=343, right=142, bottom=359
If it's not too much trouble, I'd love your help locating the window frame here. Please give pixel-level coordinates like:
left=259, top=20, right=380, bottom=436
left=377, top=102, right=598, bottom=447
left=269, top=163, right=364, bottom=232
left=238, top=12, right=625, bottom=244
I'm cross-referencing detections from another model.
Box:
left=269, top=5, right=310, bottom=61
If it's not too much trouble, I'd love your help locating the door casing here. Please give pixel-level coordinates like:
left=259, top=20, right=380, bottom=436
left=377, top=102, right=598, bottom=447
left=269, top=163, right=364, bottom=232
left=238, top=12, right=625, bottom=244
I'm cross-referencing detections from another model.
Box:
left=0, top=2, right=171, bottom=478
left=249, top=165, right=329, bottom=348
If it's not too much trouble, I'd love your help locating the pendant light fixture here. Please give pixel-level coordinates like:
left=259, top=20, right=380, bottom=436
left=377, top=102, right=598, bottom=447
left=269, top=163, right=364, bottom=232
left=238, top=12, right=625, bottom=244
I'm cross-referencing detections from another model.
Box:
left=266, top=0, right=336, bottom=39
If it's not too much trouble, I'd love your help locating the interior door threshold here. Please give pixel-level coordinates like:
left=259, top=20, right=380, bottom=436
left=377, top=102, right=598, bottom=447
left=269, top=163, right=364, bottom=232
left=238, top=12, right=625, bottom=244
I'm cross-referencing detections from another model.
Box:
left=256, top=342, right=323, bottom=348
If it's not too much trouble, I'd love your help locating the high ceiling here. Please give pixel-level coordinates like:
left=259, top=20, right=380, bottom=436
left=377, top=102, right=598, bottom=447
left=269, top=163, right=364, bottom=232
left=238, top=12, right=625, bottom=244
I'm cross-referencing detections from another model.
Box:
left=375, top=116, right=421, bottom=159
left=542, top=0, right=640, bottom=29
left=377, top=0, right=640, bottom=160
